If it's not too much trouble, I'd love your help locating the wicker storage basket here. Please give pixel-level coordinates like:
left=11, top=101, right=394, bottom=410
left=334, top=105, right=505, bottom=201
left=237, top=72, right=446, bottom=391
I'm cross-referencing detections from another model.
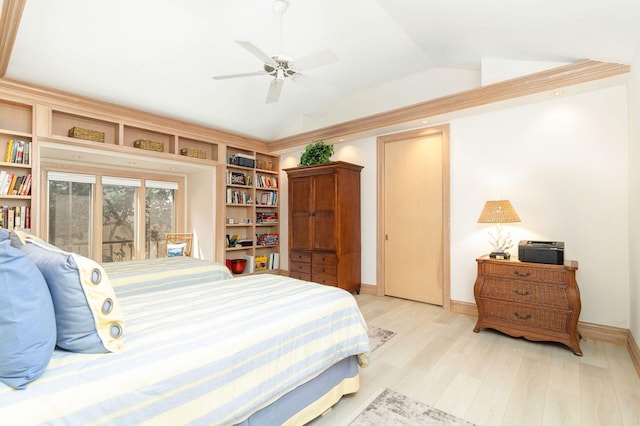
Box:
left=133, top=139, right=164, bottom=152
left=68, top=127, right=105, bottom=143
left=180, top=147, right=206, bottom=159
left=256, top=159, right=273, bottom=170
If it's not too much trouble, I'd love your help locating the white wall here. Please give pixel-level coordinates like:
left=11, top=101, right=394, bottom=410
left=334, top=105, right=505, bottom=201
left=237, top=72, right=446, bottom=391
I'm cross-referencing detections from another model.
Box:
left=628, top=51, right=640, bottom=339
left=187, top=169, right=216, bottom=260
left=280, top=84, right=631, bottom=328
left=450, top=86, right=629, bottom=328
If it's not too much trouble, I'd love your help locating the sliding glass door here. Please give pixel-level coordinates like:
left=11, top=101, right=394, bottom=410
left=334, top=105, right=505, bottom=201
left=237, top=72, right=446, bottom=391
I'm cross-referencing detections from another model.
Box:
left=46, top=171, right=182, bottom=263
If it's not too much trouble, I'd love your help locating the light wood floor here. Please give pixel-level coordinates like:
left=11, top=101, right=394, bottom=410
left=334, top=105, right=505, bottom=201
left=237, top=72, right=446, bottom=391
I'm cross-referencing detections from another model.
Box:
left=312, top=294, right=640, bottom=426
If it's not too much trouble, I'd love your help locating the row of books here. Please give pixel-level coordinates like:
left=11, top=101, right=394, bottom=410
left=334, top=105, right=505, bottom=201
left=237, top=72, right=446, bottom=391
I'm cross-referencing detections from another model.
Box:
left=226, top=170, right=252, bottom=186
left=256, top=211, right=278, bottom=223
left=256, top=233, right=279, bottom=246
left=0, top=172, right=32, bottom=196
left=256, top=175, right=278, bottom=189
left=4, top=139, right=31, bottom=164
left=1, top=205, right=31, bottom=230
left=257, top=190, right=278, bottom=206
left=226, top=189, right=252, bottom=204
left=241, top=253, right=280, bottom=273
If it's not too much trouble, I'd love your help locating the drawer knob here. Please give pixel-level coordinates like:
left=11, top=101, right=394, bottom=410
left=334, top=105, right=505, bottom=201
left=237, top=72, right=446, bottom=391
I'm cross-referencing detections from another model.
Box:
left=513, top=289, right=531, bottom=296
left=514, top=312, right=532, bottom=320
left=514, top=271, right=532, bottom=277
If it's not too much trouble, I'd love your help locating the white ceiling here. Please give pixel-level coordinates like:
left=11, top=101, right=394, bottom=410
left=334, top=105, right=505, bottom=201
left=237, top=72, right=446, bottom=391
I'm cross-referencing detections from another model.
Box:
left=5, top=0, right=640, bottom=141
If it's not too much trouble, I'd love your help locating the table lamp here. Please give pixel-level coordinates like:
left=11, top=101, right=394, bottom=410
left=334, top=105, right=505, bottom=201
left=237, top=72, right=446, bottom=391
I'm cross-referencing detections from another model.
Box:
left=477, top=200, right=521, bottom=259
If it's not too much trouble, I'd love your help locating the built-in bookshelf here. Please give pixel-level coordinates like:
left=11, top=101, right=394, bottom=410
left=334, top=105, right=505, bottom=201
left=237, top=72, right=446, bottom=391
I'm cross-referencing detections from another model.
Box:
left=0, top=100, right=34, bottom=231
left=48, top=109, right=219, bottom=163
left=225, top=146, right=280, bottom=275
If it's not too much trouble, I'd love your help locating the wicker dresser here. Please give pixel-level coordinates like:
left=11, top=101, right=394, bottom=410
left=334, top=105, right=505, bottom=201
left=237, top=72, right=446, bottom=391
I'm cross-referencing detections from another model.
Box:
left=473, top=255, right=582, bottom=355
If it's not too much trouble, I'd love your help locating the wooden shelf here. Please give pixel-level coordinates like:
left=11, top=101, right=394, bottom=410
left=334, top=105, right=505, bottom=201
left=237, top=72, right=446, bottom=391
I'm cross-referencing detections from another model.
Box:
left=224, top=146, right=280, bottom=274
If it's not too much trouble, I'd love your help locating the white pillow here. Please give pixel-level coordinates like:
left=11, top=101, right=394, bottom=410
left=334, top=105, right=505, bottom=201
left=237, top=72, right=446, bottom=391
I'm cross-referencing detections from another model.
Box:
left=167, top=243, right=187, bottom=257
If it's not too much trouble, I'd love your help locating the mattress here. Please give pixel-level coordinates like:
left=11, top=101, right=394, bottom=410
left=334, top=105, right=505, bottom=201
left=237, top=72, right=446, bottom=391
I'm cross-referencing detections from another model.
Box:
left=0, top=258, right=370, bottom=425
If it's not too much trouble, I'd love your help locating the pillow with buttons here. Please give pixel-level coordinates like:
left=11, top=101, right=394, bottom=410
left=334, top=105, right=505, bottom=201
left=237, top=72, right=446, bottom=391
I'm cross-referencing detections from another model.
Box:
left=19, top=237, right=124, bottom=353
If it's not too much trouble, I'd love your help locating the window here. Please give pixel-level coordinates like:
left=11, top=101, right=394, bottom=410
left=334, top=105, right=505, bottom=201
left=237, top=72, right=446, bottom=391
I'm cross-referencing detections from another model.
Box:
left=48, top=172, right=95, bottom=257
left=145, top=180, right=178, bottom=259
left=102, top=177, right=140, bottom=262
left=46, top=170, right=182, bottom=263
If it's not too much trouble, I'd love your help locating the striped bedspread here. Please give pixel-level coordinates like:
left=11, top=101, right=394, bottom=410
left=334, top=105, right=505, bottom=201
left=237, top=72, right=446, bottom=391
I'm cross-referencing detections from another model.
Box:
left=0, top=258, right=370, bottom=425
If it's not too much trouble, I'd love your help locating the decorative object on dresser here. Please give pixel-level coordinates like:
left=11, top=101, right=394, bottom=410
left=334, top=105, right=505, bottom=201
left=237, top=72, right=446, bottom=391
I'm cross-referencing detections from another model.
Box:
left=473, top=255, right=582, bottom=355
left=477, top=199, right=521, bottom=259
left=299, top=139, right=334, bottom=166
left=285, top=161, right=363, bottom=294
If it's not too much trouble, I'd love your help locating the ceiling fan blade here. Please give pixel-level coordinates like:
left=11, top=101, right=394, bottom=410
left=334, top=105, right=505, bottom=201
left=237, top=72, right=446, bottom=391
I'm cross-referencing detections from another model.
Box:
left=292, top=49, right=338, bottom=71
left=266, top=78, right=284, bottom=103
left=235, top=40, right=279, bottom=68
left=212, top=71, right=268, bottom=80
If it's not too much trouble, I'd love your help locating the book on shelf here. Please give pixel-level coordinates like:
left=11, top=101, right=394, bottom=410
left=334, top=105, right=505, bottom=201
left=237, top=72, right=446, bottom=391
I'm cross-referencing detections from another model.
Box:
left=268, top=252, right=280, bottom=270
left=242, top=255, right=255, bottom=273
left=226, top=170, right=252, bottom=185
left=258, top=190, right=277, bottom=206
left=256, top=233, right=279, bottom=246
left=4, top=139, right=31, bottom=164
left=226, top=188, right=252, bottom=204
left=256, top=211, right=278, bottom=223
left=255, top=255, right=268, bottom=271
left=0, top=173, right=31, bottom=196
left=257, top=175, right=278, bottom=188
left=1, top=206, right=29, bottom=230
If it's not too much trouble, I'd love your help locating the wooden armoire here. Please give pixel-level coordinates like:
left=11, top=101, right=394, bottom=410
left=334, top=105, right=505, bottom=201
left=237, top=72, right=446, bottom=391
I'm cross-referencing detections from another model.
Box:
left=284, top=161, right=363, bottom=294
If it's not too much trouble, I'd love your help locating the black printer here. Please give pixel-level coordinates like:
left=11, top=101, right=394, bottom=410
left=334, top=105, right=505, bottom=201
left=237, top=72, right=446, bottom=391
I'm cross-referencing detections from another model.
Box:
left=518, top=240, right=564, bottom=265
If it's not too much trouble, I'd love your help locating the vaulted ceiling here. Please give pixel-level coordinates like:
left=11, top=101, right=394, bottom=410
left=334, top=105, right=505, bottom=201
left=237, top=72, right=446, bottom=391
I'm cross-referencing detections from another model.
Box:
left=2, top=0, right=640, bottom=142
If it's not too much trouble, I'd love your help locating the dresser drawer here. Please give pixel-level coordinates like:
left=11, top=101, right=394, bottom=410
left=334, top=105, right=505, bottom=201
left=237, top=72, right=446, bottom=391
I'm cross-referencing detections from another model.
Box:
left=312, top=263, right=337, bottom=276
left=312, top=273, right=338, bottom=286
left=290, top=261, right=311, bottom=274
left=290, top=271, right=311, bottom=281
left=481, top=262, right=567, bottom=284
left=312, top=252, right=337, bottom=266
left=479, top=278, right=570, bottom=308
left=481, top=300, right=571, bottom=333
left=290, top=250, right=311, bottom=263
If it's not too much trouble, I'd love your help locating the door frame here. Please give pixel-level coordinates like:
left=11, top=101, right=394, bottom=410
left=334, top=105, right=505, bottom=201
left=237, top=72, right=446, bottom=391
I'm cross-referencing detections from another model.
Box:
left=376, top=124, right=451, bottom=310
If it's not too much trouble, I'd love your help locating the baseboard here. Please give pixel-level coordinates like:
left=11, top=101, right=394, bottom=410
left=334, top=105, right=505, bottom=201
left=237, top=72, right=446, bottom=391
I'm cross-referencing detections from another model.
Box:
left=450, top=300, right=477, bottom=317
left=577, top=321, right=629, bottom=345
left=629, top=331, right=640, bottom=377
left=359, top=284, right=377, bottom=296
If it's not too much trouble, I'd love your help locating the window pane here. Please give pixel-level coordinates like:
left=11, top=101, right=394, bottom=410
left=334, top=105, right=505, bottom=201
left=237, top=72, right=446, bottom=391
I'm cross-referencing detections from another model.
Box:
left=102, top=184, right=136, bottom=262
left=48, top=180, right=93, bottom=256
left=145, top=187, right=176, bottom=258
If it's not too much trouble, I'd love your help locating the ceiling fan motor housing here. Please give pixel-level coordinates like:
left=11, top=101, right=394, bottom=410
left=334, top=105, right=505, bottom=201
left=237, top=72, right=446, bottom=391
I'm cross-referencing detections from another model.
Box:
left=264, top=57, right=298, bottom=79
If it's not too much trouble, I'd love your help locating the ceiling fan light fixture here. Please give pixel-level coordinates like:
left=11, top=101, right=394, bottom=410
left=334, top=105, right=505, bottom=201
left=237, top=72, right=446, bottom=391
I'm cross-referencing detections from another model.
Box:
left=273, top=0, right=289, bottom=15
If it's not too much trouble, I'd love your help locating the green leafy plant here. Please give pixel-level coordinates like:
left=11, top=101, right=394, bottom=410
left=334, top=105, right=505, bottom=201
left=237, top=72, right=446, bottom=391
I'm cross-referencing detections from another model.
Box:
left=299, top=140, right=334, bottom=166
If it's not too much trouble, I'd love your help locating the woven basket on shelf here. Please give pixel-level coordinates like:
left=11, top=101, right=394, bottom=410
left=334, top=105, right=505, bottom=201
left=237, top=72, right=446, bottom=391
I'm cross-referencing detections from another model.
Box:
left=256, top=159, right=273, bottom=170
left=133, top=139, right=164, bottom=152
left=180, top=147, right=207, bottom=159
left=68, top=127, right=105, bottom=143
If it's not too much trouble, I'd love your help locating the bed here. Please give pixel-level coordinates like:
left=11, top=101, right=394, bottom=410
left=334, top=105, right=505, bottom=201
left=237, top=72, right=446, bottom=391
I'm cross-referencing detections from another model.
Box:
left=0, top=252, right=370, bottom=425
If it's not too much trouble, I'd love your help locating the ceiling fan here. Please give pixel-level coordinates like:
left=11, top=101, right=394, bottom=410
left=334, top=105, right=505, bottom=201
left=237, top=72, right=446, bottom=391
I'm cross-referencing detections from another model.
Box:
left=212, top=0, right=338, bottom=103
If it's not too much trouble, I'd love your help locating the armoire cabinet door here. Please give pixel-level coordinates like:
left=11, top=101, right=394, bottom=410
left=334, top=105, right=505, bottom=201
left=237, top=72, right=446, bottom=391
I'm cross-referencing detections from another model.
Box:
left=289, top=176, right=313, bottom=250
left=312, top=173, right=337, bottom=251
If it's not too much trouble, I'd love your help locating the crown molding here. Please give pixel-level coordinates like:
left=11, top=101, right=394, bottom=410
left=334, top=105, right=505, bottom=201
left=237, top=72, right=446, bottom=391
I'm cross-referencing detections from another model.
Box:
left=267, top=60, right=629, bottom=152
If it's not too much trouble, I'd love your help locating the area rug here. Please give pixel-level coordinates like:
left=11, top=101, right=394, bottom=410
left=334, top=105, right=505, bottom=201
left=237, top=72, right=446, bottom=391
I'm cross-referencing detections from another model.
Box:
left=349, top=388, right=476, bottom=426
left=368, top=326, right=396, bottom=352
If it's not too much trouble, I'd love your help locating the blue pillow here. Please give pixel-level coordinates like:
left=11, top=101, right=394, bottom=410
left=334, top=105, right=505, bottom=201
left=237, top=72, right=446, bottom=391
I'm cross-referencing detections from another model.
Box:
left=0, top=240, right=56, bottom=389
left=19, top=238, right=125, bottom=354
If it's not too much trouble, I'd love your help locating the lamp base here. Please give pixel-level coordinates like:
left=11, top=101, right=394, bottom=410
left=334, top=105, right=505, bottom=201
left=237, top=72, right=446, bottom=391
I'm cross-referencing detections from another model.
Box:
left=489, top=251, right=511, bottom=260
